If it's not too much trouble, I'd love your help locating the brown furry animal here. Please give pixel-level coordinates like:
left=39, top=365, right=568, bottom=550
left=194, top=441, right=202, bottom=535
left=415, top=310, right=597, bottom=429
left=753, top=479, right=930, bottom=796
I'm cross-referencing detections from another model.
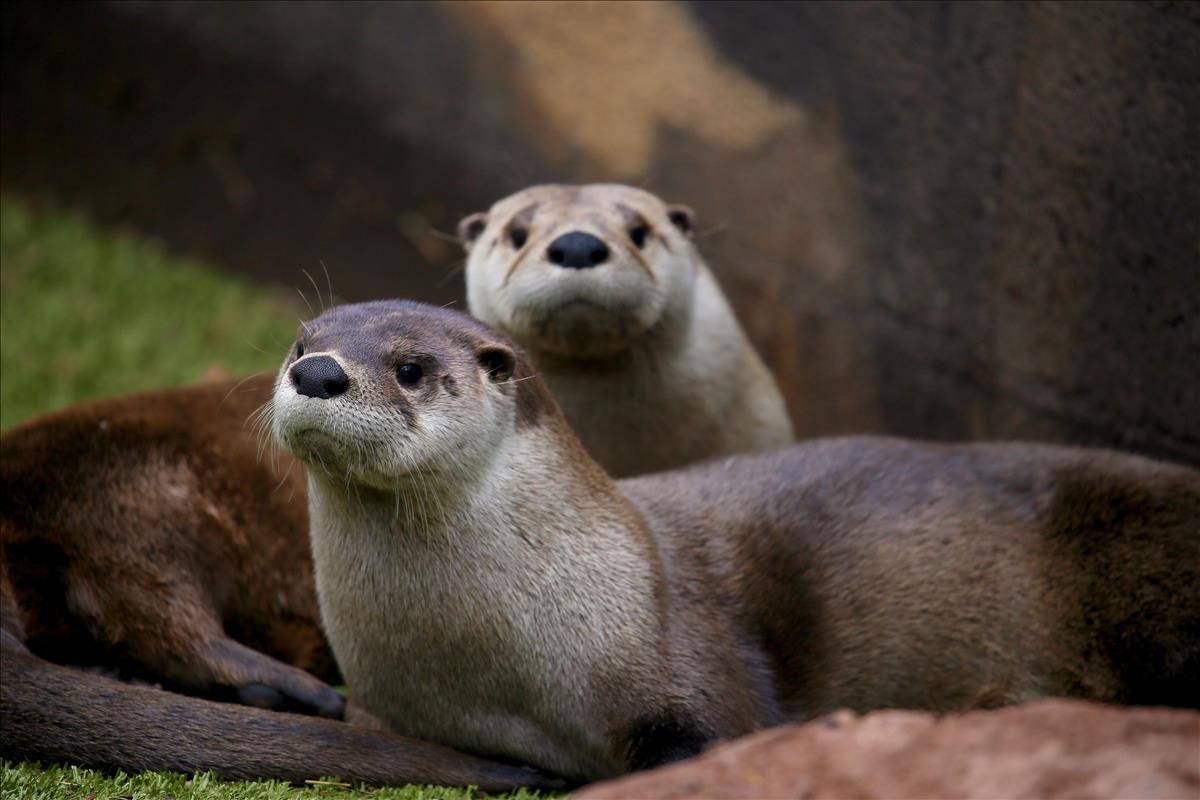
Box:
left=275, top=300, right=1200, bottom=783
left=0, top=376, right=558, bottom=790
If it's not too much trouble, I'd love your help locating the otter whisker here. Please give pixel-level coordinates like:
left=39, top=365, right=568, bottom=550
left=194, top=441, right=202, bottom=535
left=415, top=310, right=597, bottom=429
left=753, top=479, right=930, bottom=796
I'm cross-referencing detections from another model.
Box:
left=693, top=221, right=727, bottom=240
left=225, top=375, right=265, bottom=410
left=295, top=287, right=316, bottom=320
left=427, top=226, right=460, bottom=245
left=301, top=269, right=326, bottom=313
left=271, top=456, right=297, bottom=496
left=437, top=260, right=467, bottom=289
left=242, top=339, right=279, bottom=358
left=319, top=259, right=336, bottom=307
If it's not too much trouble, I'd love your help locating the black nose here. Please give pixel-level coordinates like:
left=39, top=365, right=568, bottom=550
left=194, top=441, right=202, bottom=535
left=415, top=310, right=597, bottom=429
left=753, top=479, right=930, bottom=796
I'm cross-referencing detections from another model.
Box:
left=547, top=231, right=609, bottom=269
left=291, top=355, right=349, bottom=399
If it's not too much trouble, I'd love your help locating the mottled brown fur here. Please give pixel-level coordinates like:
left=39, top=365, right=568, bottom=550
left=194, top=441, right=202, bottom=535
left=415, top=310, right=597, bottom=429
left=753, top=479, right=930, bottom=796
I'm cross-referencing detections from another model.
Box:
left=0, top=376, right=330, bottom=709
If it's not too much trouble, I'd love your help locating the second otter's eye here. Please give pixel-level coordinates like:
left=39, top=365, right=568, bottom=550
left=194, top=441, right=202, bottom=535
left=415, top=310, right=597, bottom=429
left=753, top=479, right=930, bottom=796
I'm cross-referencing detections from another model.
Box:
left=294, top=342, right=305, bottom=359
left=629, top=225, right=649, bottom=249
left=396, top=363, right=423, bottom=386
left=509, top=227, right=528, bottom=249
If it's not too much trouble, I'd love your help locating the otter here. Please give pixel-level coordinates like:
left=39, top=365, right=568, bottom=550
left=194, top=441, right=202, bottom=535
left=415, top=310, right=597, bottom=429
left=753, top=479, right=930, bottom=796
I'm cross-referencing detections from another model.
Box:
left=0, top=631, right=557, bottom=789
left=274, top=300, right=1199, bottom=784
left=460, top=183, right=794, bottom=477
left=0, top=377, right=559, bottom=790
left=0, top=376, right=334, bottom=715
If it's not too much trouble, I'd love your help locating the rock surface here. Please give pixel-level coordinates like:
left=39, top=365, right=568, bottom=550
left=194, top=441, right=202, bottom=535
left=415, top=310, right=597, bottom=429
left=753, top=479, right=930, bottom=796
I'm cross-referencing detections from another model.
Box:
left=574, top=700, right=1200, bottom=800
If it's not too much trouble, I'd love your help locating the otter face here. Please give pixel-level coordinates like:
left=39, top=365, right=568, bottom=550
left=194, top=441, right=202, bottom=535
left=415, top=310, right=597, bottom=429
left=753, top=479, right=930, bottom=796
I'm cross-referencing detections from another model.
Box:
left=271, top=301, right=523, bottom=491
left=460, top=184, right=697, bottom=358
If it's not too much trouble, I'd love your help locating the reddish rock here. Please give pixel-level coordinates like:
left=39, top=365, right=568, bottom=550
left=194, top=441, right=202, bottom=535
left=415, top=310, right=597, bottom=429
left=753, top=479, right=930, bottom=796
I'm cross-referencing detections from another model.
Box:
left=574, top=700, right=1200, bottom=800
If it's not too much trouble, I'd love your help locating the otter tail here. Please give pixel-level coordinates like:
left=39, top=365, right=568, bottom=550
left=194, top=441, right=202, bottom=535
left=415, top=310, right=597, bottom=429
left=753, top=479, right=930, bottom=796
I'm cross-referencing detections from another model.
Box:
left=0, top=632, right=560, bottom=792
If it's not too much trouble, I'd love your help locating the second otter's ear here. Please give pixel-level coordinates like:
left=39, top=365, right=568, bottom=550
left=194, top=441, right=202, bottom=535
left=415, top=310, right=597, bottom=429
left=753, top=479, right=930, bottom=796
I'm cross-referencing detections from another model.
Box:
left=458, top=212, right=489, bottom=251
left=666, top=205, right=694, bottom=238
left=477, top=344, right=516, bottom=383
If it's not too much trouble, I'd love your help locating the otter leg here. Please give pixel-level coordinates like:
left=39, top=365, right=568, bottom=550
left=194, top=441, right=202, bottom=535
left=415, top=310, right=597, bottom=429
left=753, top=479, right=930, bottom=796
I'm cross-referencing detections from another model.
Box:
left=62, top=560, right=345, bottom=719
left=190, top=636, right=346, bottom=719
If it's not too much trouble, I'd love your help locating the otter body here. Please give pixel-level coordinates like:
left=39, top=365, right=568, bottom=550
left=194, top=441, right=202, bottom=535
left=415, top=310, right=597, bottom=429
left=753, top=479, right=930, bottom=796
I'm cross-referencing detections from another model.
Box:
left=0, top=376, right=335, bottom=712
left=275, top=301, right=1200, bottom=783
left=462, top=184, right=793, bottom=476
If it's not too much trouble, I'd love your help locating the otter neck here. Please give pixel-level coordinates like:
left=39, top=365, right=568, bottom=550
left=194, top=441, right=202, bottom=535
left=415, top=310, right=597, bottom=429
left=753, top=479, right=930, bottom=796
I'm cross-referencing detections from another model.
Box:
left=307, top=414, right=649, bottom=554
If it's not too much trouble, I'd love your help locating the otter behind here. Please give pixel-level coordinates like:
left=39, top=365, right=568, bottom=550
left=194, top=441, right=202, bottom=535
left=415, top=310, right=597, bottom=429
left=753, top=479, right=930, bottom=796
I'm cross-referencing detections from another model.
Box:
left=461, top=183, right=794, bottom=477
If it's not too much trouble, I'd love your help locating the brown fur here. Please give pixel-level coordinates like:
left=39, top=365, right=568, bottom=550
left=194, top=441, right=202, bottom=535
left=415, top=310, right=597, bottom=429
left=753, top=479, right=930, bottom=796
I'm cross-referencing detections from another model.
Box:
left=0, top=376, right=559, bottom=790
left=275, top=301, right=1200, bottom=781
left=0, top=376, right=330, bottom=710
left=0, top=631, right=556, bottom=789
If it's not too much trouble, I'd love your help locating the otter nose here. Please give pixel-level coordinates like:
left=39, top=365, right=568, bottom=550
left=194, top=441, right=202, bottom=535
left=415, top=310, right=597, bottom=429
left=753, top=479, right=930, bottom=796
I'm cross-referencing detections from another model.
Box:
left=290, top=355, right=349, bottom=399
left=547, top=231, right=609, bottom=269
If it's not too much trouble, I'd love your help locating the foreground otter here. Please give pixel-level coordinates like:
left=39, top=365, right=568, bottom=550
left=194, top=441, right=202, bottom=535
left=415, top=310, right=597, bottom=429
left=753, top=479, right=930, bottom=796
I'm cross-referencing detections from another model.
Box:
left=0, top=378, right=558, bottom=790
left=461, top=183, right=794, bottom=477
left=275, top=300, right=1199, bottom=783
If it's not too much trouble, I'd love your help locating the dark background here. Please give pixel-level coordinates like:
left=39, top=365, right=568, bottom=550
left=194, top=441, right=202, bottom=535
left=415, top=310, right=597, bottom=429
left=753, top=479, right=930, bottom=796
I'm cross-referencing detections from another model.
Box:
left=3, top=0, right=1197, bottom=464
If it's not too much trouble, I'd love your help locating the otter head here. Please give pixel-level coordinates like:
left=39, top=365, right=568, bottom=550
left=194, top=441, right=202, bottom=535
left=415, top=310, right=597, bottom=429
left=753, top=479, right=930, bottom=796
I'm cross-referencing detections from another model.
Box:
left=460, top=184, right=697, bottom=358
left=271, top=300, right=544, bottom=491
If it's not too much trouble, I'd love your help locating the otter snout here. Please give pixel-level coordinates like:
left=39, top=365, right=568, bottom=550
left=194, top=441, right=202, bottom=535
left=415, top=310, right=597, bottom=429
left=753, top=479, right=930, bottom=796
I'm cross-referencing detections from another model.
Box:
left=291, top=355, right=349, bottom=399
left=547, top=231, right=609, bottom=269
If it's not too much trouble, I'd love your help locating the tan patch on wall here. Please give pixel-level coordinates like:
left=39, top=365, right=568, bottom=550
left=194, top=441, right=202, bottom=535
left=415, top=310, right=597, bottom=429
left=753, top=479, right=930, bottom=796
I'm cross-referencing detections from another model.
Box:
left=448, top=0, right=803, bottom=177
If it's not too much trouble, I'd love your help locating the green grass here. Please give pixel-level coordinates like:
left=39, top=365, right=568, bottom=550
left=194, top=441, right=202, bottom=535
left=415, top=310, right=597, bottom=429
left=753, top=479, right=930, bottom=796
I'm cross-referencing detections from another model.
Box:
left=0, top=195, right=303, bottom=431
left=0, top=196, right=540, bottom=799
left=0, top=761, right=552, bottom=800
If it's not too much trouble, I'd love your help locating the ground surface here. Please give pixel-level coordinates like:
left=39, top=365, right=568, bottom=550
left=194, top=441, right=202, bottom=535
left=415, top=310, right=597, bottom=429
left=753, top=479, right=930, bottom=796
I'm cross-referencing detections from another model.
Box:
left=0, top=195, right=545, bottom=800
left=0, top=762, right=552, bottom=800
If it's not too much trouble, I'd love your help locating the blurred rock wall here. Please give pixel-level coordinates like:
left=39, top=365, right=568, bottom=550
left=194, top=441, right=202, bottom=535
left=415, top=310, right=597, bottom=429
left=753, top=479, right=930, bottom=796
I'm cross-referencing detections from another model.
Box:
left=3, top=1, right=1197, bottom=463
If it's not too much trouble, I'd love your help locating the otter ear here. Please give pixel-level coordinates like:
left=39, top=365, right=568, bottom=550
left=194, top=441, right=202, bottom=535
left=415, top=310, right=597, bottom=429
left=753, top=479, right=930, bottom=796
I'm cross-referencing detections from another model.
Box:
left=457, top=212, right=489, bottom=252
left=666, top=204, right=694, bottom=238
left=476, top=344, right=515, bottom=383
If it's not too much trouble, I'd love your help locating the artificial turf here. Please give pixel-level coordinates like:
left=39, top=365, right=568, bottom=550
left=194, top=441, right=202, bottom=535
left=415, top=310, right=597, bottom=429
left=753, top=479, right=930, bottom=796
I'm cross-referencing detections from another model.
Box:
left=0, top=195, right=549, bottom=800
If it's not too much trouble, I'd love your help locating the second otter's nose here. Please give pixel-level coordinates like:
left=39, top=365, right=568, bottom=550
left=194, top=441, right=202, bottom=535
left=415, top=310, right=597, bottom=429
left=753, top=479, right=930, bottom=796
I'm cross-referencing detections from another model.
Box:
left=291, top=355, right=349, bottom=399
left=547, top=232, right=610, bottom=269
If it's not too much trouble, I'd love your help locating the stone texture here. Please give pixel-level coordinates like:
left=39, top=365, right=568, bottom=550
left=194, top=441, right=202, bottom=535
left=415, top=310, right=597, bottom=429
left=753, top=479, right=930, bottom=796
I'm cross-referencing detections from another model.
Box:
left=3, top=1, right=1197, bottom=464
left=574, top=700, right=1200, bottom=800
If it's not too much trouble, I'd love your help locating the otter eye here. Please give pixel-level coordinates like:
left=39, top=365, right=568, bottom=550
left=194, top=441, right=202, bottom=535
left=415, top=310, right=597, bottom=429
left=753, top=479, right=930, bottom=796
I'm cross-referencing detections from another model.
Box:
left=396, top=363, right=423, bottom=386
left=509, top=227, right=528, bottom=249
left=629, top=225, right=649, bottom=249
left=294, top=342, right=305, bottom=359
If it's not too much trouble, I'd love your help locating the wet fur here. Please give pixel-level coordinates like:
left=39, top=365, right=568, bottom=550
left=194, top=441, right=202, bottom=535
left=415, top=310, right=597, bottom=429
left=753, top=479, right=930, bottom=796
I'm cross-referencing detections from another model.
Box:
left=277, top=301, right=1200, bottom=783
